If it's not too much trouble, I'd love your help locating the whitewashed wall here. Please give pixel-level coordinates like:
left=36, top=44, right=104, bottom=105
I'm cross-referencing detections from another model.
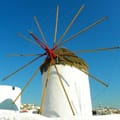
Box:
left=41, top=65, right=92, bottom=117
left=0, top=85, right=21, bottom=110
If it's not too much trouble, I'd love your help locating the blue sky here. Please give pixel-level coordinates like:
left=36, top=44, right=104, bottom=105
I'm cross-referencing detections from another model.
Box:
left=0, top=0, right=120, bottom=108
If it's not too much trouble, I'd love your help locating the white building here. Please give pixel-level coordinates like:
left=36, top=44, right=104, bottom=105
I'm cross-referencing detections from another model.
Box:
left=0, top=85, right=21, bottom=110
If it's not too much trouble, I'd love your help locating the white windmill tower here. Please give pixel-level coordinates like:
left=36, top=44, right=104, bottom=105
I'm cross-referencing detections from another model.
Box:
left=40, top=48, right=92, bottom=117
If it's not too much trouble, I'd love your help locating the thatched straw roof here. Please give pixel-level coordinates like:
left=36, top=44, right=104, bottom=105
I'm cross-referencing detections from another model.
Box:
left=40, top=48, right=88, bottom=74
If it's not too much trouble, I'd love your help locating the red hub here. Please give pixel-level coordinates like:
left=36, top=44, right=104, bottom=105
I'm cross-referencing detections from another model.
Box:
left=29, top=32, right=57, bottom=60
left=45, top=46, right=57, bottom=60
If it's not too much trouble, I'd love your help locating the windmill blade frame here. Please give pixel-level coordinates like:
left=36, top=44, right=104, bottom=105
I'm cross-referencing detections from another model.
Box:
left=2, top=4, right=119, bottom=116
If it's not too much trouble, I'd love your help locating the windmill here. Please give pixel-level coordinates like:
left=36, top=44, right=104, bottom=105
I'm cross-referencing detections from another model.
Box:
left=2, top=4, right=120, bottom=117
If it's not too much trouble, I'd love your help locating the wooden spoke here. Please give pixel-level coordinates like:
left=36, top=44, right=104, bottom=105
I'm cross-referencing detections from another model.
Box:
left=81, top=69, right=108, bottom=87
left=7, top=53, right=42, bottom=57
left=39, top=61, right=52, bottom=114
left=58, top=16, right=108, bottom=47
left=2, top=54, right=45, bottom=81
left=75, top=46, right=120, bottom=54
left=56, top=4, right=85, bottom=47
left=53, top=5, right=59, bottom=45
left=54, top=64, right=75, bottom=115
left=16, top=32, right=40, bottom=47
left=13, top=66, right=40, bottom=104
left=34, top=16, right=48, bottom=45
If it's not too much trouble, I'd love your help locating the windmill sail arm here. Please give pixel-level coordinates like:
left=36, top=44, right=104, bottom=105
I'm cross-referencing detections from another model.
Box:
left=81, top=69, right=108, bottom=87
left=34, top=16, right=48, bottom=45
left=29, top=32, right=47, bottom=49
left=40, top=62, right=52, bottom=114
left=13, top=66, right=40, bottom=103
left=54, top=64, right=75, bottom=115
left=75, top=46, right=120, bottom=54
left=56, top=4, right=85, bottom=47
left=16, top=32, right=40, bottom=47
left=2, top=53, right=45, bottom=81
left=53, top=5, right=59, bottom=45
left=7, top=53, right=43, bottom=57
left=58, top=16, right=108, bottom=47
